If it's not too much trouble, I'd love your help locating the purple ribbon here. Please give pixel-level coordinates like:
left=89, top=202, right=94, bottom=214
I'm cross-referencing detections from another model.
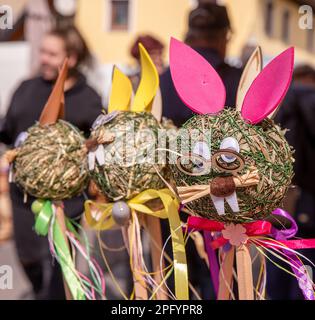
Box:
left=270, top=208, right=298, bottom=240
left=200, top=208, right=314, bottom=300
left=271, top=209, right=314, bottom=300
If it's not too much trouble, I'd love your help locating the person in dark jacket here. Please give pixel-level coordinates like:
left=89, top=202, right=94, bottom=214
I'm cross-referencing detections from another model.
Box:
left=161, top=2, right=241, bottom=127
left=160, top=3, right=242, bottom=299
left=267, top=65, right=315, bottom=299
left=0, top=26, right=102, bottom=299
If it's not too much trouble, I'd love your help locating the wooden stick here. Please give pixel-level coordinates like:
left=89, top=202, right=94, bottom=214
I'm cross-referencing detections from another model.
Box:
left=55, top=203, right=73, bottom=300
left=236, top=244, right=254, bottom=300
left=145, top=215, right=168, bottom=300
left=0, top=154, right=12, bottom=243
left=126, top=221, right=148, bottom=300
left=217, top=247, right=235, bottom=300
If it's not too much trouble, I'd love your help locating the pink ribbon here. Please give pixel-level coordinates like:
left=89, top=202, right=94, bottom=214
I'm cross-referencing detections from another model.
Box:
left=188, top=217, right=272, bottom=249
left=187, top=210, right=315, bottom=300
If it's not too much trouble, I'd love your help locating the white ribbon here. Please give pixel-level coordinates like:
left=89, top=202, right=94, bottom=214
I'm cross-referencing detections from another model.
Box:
left=88, top=145, right=106, bottom=170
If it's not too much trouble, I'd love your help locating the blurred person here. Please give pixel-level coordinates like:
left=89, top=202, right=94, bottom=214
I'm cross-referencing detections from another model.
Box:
left=0, top=95, right=12, bottom=244
left=160, top=2, right=242, bottom=299
left=267, top=65, right=315, bottom=299
left=292, top=64, right=315, bottom=87
left=0, top=26, right=102, bottom=300
left=160, top=2, right=242, bottom=127
left=25, top=0, right=54, bottom=74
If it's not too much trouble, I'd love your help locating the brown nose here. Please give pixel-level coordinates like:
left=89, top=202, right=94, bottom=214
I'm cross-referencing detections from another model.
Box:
left=210, top=176, right=236, bottom=197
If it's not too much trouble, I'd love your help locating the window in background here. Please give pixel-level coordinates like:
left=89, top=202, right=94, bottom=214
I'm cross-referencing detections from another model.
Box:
left=265, top=0, right=274, bottom=37
left=110, top=0, right=129, bottom=31
left=281, top=9, right=290, bottom=43
left=306, top=28, right=314, bottom=52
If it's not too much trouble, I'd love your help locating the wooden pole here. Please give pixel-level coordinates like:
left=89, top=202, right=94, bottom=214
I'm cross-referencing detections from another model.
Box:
left=217, top=247, right=235, bottom=300
left=126, top=220, right=148, bottom=300
left=236, top=244, right=254, bottom=300
left=145, top=215, right=168, bottom=300
left=0, top=154, right=12, bottom=243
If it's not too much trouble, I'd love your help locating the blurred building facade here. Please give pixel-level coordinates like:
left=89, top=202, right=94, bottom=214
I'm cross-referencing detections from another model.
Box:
left=1, top=0, right=315, bottom=113
left=74, top=0, right=315, bottom=66
left=223, top=0, right=315, bottom=65
left=2, top=0, right=315, bottom=65
left=75, top=0, right=192, bottom=64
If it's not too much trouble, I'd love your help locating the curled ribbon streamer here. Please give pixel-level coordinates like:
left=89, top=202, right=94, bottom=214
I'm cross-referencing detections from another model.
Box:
left=187, top=210, right=315, bottom=300
left=270, top=209, right=315, bottom=300
left=34, top=200, right=86, bottom=300
left=84, top=188, right=189, bottom=300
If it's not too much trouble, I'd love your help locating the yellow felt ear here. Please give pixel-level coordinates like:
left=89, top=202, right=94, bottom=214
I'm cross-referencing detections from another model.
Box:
left=108, top=66, right=132, bottom=113
left=131, top=43, right=159, bottom=112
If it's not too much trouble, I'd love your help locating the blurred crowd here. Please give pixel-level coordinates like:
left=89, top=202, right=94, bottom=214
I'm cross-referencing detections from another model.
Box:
left=0, top=1, right=314, bottom=300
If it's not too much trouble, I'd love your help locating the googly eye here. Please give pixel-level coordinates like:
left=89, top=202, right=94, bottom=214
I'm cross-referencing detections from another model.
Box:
left=220, top=137, right=240, bottom=163
left=176, top=154, right=209, bottom=176
left=192, top=141, right=211, bottom=160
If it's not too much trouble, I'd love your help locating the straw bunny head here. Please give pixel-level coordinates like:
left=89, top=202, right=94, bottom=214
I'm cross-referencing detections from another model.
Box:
left=87, top=44, right=165, bottom=201
left=14, top=59, right=88, bottom=200
left=169, top=38, right=294, bottom=223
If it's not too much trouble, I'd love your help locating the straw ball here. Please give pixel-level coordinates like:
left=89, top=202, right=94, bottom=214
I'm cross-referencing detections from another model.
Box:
left=89, top=111, right=166, bottom=201
left=170, top=109, right=294, bottom=223
left=14, top=120, right=88, bottom=200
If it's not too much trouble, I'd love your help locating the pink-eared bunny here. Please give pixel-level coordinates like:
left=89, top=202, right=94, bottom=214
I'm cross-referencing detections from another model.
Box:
left=169, top=38, right=294, bottom=223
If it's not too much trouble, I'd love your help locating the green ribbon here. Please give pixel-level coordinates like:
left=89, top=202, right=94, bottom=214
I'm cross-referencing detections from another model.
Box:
left=34, top=200, right=86, bottom=300
left=34, top=200, right=52, bottom=236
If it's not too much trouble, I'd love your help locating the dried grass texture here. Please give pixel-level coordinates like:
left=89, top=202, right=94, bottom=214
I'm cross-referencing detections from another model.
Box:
left=170, top=109, right=294, bottom=223
left=89, top=112, right=166, bottom=201
left=14, top=120, right=88, bottom=200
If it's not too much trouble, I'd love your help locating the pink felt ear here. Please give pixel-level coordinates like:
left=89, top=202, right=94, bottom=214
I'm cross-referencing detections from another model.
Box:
left=241, top=47, right=294, bottom=124
left=169, top=37, right=226, bottom=115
